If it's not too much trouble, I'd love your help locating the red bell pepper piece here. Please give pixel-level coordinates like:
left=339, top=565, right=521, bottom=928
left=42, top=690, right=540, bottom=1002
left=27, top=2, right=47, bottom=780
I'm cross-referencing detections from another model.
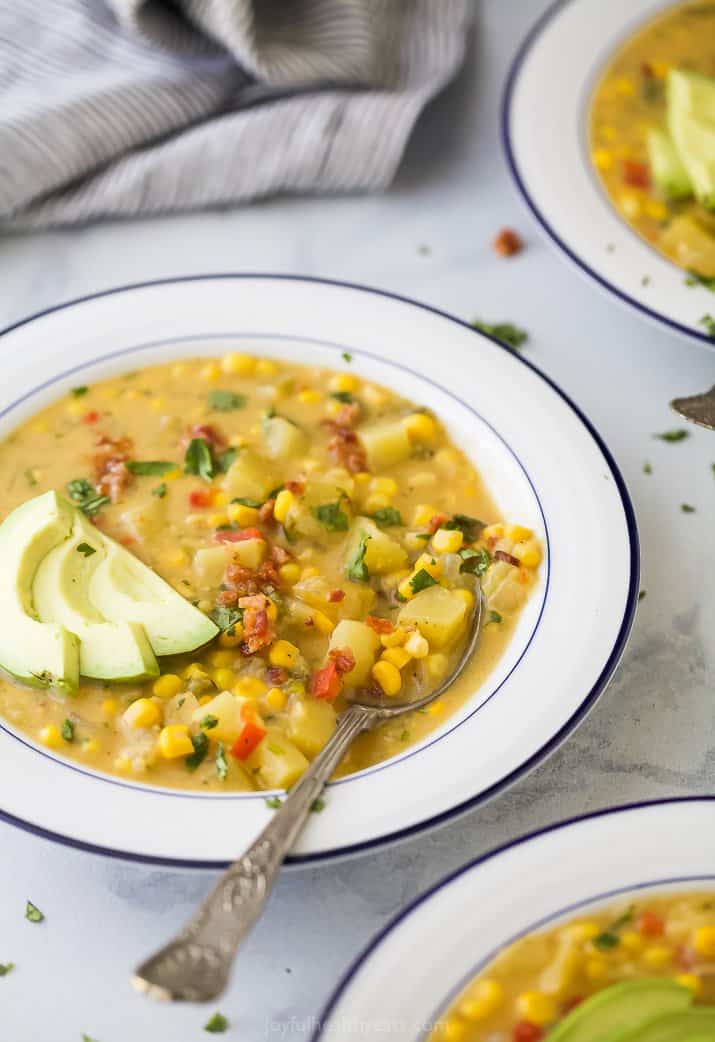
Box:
left=230, top=718, right=267, bottom=760
left=215, top=526, right=264, bottom=544
left=189, top=489, right=211, bottom=509
left=310, top=660, right=342, bottom=701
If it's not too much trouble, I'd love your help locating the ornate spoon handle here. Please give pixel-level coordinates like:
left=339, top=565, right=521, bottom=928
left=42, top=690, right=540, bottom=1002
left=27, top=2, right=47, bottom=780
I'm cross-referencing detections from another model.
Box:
left=132, top=702, right=374, bottom=1002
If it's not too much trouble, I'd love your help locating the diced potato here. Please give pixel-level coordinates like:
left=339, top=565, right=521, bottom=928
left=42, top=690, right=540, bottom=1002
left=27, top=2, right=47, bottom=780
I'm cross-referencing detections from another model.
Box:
left=336, top=581, right=375, bottom=620
left=262, top=415, right=309, bottom=460
left=360, top=419, right=411, bottom=470
left=222, top=449, right=279, bottom=502
left=164, top=692, right=199, bottom=727
left=119, top=496, right=166, bottom=544
left=292, top=575, right=333, bottom=611
left=231, top=537, right=267, bottom=570
left=329, top=619, right=380, bottom=686
left=291, top=575, right=375, bottom=621
left=488, top=574, right=527, bottom=614
left=398, top=586, right=468, bottom=649
left=287, top=697, right=337, bottom=758
left=191, top=690, right=244, bottom=744
left=193, top=545, right=232, bottom=588
left=250, top=727, right=308, bottom=788
left=348, top=517, right=408, bottom=576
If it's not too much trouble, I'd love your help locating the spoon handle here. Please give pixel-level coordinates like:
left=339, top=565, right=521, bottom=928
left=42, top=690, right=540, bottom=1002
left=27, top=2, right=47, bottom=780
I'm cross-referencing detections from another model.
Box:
left=132, top=702, right=374, bottom=1003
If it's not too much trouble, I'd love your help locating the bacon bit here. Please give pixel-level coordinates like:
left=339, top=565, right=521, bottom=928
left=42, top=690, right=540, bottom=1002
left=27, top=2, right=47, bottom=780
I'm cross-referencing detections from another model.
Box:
left=637, top=911, right=665, bottom=938
left=512, top=1023, right=543, bottom=1042
left=94, top=433, right=133, bottom=502
left=119, top=535, right=135, bottom=546
left=270, top=545, right=292, bottom=566
left=238, top=594, right=276, bottom=655
left=259, top=498, right=276, bottom=524
left=82, top=410, right=99, bottom=425
left=189, top=489, right=211, bottom=509
left=622, top=159, right=650, bottom=189
left=285, top=479, right=305, bottom=495
left=335, top=402, right=361, bottom=428
left=365, top=615, right=395, bottom=634
left=267, top=666, right=289, bottom=686
left=493, top=227, right=523, bottom=257
left=428, top=512, right=450, bottom=534
left=494, top=549, right=521, bottom=567
left=640, top=61, right=654, bottom=78
left=224, top=560, right=279, bottom=598
left=214, top=526, right=264, bottom=544
left=216, top=588, right=239, bottom=607
left=304, top=617, right=316, bottom=628
left=183, top=423, right=227, bottom=451
left=328, top=647, right=356, bottom=674
left=328, top=589, right=346, bottom=603
left=322, top=419, right=367, bottom=474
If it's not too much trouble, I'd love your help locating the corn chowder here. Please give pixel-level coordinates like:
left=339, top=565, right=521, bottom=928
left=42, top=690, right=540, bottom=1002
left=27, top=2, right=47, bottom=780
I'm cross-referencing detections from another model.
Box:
left=590, top=2, right=715, bottom=280
left=0, top=353, right=540, bottom=792
left=429, top=892, right=715, bottom=1042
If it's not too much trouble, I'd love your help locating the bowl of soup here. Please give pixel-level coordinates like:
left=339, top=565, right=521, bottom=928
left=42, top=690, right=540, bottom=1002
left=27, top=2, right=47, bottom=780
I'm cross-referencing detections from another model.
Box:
left=0, top=275, right=637, bottom=864
left=315, top=798, right=715, bottom=1040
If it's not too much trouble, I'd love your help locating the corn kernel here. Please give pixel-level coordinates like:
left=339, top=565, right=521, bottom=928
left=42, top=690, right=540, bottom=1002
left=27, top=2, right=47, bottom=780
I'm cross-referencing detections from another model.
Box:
left=39, top=724, right=62, bottom=749
left=301, top=565, right=319, bottom=579
left=585, top=957, right=608, bottom=980
left=425, top=652, right=448, bottom=680
left=65, top=399, right=86, bottom=417
left=149, top=396, right=166, bottom=413
left=256, top=358, right=278, bottom=376
left=211, top=668, right=236, bottom=690
left=517, top=541, right=542, bottom=569
left=160, top=549, right=187, bottom=569
left=265, top=687, right=287, bottom=711
left=222, top=352, right=256, bottom=376
left=415, top=553, right=442, bottom=579
left=403, top=412, right=437, bottom=443
left=266, top=600, right=278, bottom=622
left=371, top=660, right=402, bottom=696
left=200, top=361, right=221, bottom=382
left=620, top=930, right=644, bottom=953
left=371, top=476, right=398, bottom=497
left=381, top=646, right=411, bottom=669
left=404, top=632, right=429, bottom=658
left=364, top=492, right=391, bottom=514
left=198, top=694, right=213, bottom=706
left=184, top=662, right=207, bottom=678
left=210, top=649, right=235, bottom=668
left=592, top=148, right=614, bottom=171
left=516, top=992, right=557, bottom=1026
left=427, top=700, right=445, bottom=715
left=297, top=388, right=322, bottom=405
left=398, top=577, right=415, bottom=601
left=278, top=562, right=301, bottom=585
left=413, top=503, right=440, bottom=527
left=82, top=738, right=100, bottom=755
left=674, top=973, right=702, bottom=996
left=123, top=698, right=161, bottom=729
left=432, top=528, right=463, bottom=553
left=329, top=372, right=359, bottom=394
left=381, top=627, right=408, bottom=648
left=565, top=921, right=601, bottom=942
left=153, top=674, right=183, bottom=699
left=643, top=945, right=672, bottom=969
left=441, top=1020, right=466, bottom=1042
left=31, top=420, right=49, bottom=434
left=312, top=610, right=335, bottom=634
left=482, top=523, right=504, bottom=541
left=505, top=524, right=531, bottom=543
left=619, top=192, right=641, bottom=219
left=362, top=385, right=389, bottom=409
left=208, top=512, right=229, bottom=528
left=101, top=697, right=119, bottom=718
left=644, top=199, right=668, bottom=221
left=226, top=502, right=258, bottom=527
left=274, top=489, right=295, bottom=524
left=157, top=724, right=194, bottom=759
left=460, top=978, right=504, bottom=1019
left=615, top=76, right=634, bottom=96
left=353, top=471, right=371, bottom=487
left=269, top=640, right=301, bottom=669
left=651, top=60, right=668, bottom=79
left=218, top=624, right=244, bottom=647
left=114, top=756, right=132, bottom=773
left=234, top=676, right=268, bottom=700
left=693, top=925, right=715, bottom=958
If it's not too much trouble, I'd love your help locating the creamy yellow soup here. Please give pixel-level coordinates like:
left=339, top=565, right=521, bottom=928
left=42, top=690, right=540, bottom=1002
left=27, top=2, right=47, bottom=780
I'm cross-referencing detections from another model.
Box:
left=430, top=892, right=715, bottom=1042
left=0, top=354, right=540, bottom=792
left=590, top=1, right=715, bottom=276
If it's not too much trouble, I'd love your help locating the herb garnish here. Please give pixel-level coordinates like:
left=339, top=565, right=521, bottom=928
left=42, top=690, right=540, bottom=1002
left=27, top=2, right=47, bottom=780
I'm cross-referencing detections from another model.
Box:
left=265, top=796, right=282, bottom=809
left=313, top=499, right=349, bottom=532
left=215, top=447, right=238, bottom=474
left=638, top=590, right=647, bottom=601
left=681, top=503, right=696, bottom=513
left=71, top=386, right=89, bottom=397
left=346, top=534, right=369, bottom=582
left=643, top=462, right=652, bottom=474
left=210, top=606, right=243, bottom=633
left=232, top=496, right=262, bottom=508
left=25, top=901, right=44, bottom=923
left=654, top=429, right=689, bottom=443
left=200, top=715, right=219, bottom=731
left=205, top=1012, right=229, bottom=1033
left=593, top=905, right=635, bottom=951
left=458, top=546, right=491, bottom=576
left=409, top=568, right=438, bottom=595
left=700, top=313, right=715, bottom=338
left=184, top=437, right=215, bottom=481
left=152, top=482, right=167, bottom=498
left=342, top=352, right=352, bottom=363
left=685, top=271, right=715, bottom=291
left=61, top=718, right=74, bottom=742
left=371, top=507, right=403, bottom=527
left=66, top=478, right=110, bottom=518
left=208, top=390, right=247, bottom=412
left=485, top=610, right=503, bottom=626
left=75, top=543, right=96, bottom=558
left=126, top=460, right=176, bottom=476
left=215, top=742, right=229, bottom=781
left=444, top=513, right=484, bottom=540
left=0, top=963, right=14, bottom=976
left=310, top=797, right=326, bottom=813
left=24, top=468, right=38, bottom=487
left=471, top=320, right=528, bottom=350
left=330, top=391, right=354, bottom=404
left=186, top=732, right=209, bottom=772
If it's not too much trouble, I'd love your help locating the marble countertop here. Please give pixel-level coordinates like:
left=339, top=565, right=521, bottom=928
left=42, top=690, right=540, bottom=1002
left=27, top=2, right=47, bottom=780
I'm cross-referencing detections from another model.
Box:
left=0, top=1, right=713, bottom=1038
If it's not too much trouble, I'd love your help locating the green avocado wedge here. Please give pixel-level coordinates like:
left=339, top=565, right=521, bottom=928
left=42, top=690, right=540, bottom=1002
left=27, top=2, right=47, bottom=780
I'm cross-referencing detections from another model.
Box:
left=668, top=69, right=715, bottom=210
left=547, top=980, right=692, bottom=1042
left=0, top=491, right=79, bottom=692
left=647, top=127, right=693, bottom=199
left=612, top=1009, right=715, bottom=1042
left=33, top=512, right=160, bottom=683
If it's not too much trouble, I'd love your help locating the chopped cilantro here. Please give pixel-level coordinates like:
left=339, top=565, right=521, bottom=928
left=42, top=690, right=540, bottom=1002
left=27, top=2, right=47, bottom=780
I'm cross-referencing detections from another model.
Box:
left=641, top=275, right=651, bottom=287
left=0, top=963, right=14, bottom=976
left=409, top=568, right=438, bottom=595
left=471, top=320, right=528, bottom=350
left=71, top=386, right=89, bottom=397
left=342, top=352, right=352, bottom=363
left=265, top=796, right=282, bottom=809
left=152, top=482, right=167, bottom=498
left=485, top=610, right=503, bottom=626
left=126, top=460, right=176, bottom=476
left=232, top=496, right=262, bottom=508
left=267, top=742, right=284, bottom=756
left=200, top=715, right=219, bottom=731
left=638, top=590, right=647, bottom=601
left=685, top=271, right=715, bottom=291
left=76, top=542, right=96, bottom=558
left=204, top=1012, right=229, bottom=1033
left=185, top=732, right=209, bottom=772
left=399, top=729, right=410, bottom=741
left=210, top=606, right=242, bottom=633
left=444, top=513, right=484, bottom=540
left=681, top=503, right=696, bottom=513
left=81, top=1035, right=99, bottom=1042
left=215, top=447, right=238, bottom=474
left=208, top=390, right=247, bottom=412
left=330, top=391, right=354, bottom=404
left=700, top=314, right=715, bottom=338
left=459, top=546, right=491, bottom=576
left=371, top=507, right=403, bottom=527
left=313, top=500, right=349, bottom=532
left=653, top=429, right=689, bottom=442
left=215, top=742, right=228, bottom=781
left=184, top=437, right=215, bottom=481
left=61, top=718, right=74, bottom=742
left=643, top=461, right=652, bottom=475
left=25, top=901, right=44, bottom=923
left=66, top=478, right=109, bottom=518
left=24, top=468, right=38, bottom=487
left=346, top=533, right=369, bottom=582
left=593, top=906, right=635, bottom=951
left=310, top=797, right=326, bottom=813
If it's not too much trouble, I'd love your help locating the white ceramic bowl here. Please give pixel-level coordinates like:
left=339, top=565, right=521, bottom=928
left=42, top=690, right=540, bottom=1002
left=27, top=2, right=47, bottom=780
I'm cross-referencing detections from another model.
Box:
left=503, top=0, right=715, bottom=346
left=315, top=798, right=715, bottom=1040
left=0, top=276, right=638, bottom=866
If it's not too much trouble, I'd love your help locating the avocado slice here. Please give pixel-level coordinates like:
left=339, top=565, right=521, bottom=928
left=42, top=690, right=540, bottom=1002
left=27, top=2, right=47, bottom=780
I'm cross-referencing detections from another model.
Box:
left=668, top=69, right=715, bottom=210
left=647, top=128, right=693, bottom=199
left=614, top=1009, right=715, bottom=1042
left=0, top=491, right=79, bottom=692
left=547, top=980, right=692, bottom=1042
left=33, top=513, right=159, bottom=683
left=88, top=541, right=218, bottom=656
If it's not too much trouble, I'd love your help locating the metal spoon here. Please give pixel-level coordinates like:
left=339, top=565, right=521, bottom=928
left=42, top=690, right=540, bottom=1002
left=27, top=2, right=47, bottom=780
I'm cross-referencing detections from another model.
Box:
left=132, top=585, right=483, bottom=1003
left=670, top=384, right=715, bottom=431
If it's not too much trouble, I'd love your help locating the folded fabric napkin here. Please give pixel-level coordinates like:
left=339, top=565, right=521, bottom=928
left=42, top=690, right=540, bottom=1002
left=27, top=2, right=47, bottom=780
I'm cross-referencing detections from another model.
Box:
left=0, top=0, right=471, bottom=228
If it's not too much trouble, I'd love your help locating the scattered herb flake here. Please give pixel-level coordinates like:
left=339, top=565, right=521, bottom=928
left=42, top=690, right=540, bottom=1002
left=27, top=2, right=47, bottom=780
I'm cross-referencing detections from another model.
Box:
left=184, top=437, right=215, bottom=481
left=24, top=468, right=38, bottom=487
left=71, top=386, right=89, bottom=398
left=200, top=715, right=219, bottom=731
left=81, top=1035, right=99, bottom=1042
left=342, top=352, right=352, bottom=363
left=330, top=390, right=354, bottom=404
left=681, top=503, right=696, bottom=513
left=76, top=542, right=96, bottom=558
left=371, top=507, right=403, bottom=527
left=126, top=460, right=176, bottom=476
left=61, top=718, right=74, bottom=742
left=208, top=390, right=247, bottom=412
left=210, top=606, right=243, bottom=633
left=232, top=496, right=262, bottom=508
left=152, top=482, right=167, bottom=498
left=685, top=271, right=715, bottom=291
left=459, top=546, right=491, bottom=576
left=185, top=732, right=209, bottom=772
left=265, top=796, right=282, bottom=809
left=204, top=1012, right=229, bottom=1034
left=215, top=742, right=228, bottom=781
left=215, top=447, right=238, bottom=474
left=310, top=797, right=326, bottom=813
left=638, top=590, right=647, bottom=601
left=0, top=963, right=13, bottom=976
left=409, top=568, right=438, bottom=595
left=471, top=319, right=528, bottom=350
left=399, top=729, right=410, bottom=742
left=346, top=533, right=369, bottom=582
left=593, top=905, right=635, bottom=950
left=444, top=513, right=484, bottom=540
left=66, top=478, right=110, bottom=518
left=25, top=901, right=44, bottom=924
left=486, top=610, right=503, bottom=626
left=643, top=461, right=652, bottom=474
left=641, top=275, right=651, bottom=287
left=313, top=500, right=349, bottom=532
left=654, top=429, right=689, bottom=443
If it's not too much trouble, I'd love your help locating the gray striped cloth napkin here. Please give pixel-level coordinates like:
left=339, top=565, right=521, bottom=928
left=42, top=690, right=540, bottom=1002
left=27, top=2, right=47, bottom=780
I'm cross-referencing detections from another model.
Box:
left=0, top=0, right=471, bottom=229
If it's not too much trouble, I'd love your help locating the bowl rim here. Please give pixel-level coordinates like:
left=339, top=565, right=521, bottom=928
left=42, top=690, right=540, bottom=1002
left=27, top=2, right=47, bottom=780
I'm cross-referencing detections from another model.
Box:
left=0, top=274, right=639, bottom=867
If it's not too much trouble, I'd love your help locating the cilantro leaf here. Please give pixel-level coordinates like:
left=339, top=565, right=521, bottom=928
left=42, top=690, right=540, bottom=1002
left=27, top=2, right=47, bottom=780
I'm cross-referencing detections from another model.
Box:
left=409, top=568, right=438, bottom=595
left=342, top=352, right=353, bottom=363
left=204, top=1012, right=229, bottom=1033
left=126, top=460, right=176, bottom=476
left=76, top=543, right=96, bottom=558
left=313, top=500, right=349, bottom=532
left=0, top=963, right=14, bottom=976
left=654, top=429, right=689, bottom=442
left=215, top=447, right=238, bottom=474
left=459, top=546, right=491, bottom=576
left=471, top=319, right=528, bottom=350
left=185, top=732, right=209, bottom=772
left=210, top=606, right=242, bottom=633
left=701, top=313, right=715, bottom=339
left=61, top=718, right=74, bottom=742
left=638, top=590, right=647, bottom=601
left=485, top=610, right=503, bottom=625
left=685, top=271, right=715, bottom=291
left=371, top=507, right=403, bottom=527
left=66, top=479, right=110, bottom=518
left=184, top=438, right=215, bottom=481
left=444, top=513, right=484, bottom=540
left=681, top=503, right=696, bottom=513
left=310, top=797, right=326, bottom=813
left=593, top=905, right=635, bottom=950
left=25, top=901, right=44, bottom=923
left=200, top=715, right=219, bottom=730
left=265, top=796, right=282, bottom=809
left=346, top=533, right=369, bottom=582
left=24, top=468, right=38, bottom=487
left=232, top=496, right=262, bottom=508
left=330, top=391, right=354, bottom=404
left=71, top=386, right=89, bottom=397
left=208, top=390, right=247, bottom=412
left=152, top=482, right=167, bottom=498
left=215, top=742, right=229, bottom=781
